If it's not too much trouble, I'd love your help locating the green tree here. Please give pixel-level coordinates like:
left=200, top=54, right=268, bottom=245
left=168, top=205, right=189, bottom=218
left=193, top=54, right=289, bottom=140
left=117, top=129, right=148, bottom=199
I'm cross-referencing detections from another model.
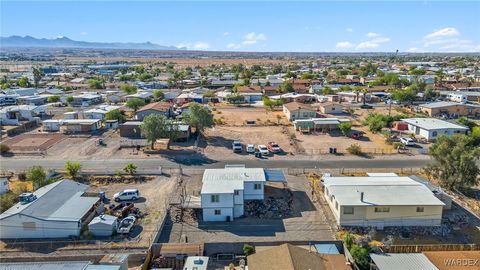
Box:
left=263, top=96, right=274, bottom=109
left=339, top=122, right=352, bottom=136
left=280, top=82, right=294, bottom=93
left=140, top=114, right=179, bottom=149
left=153, top=90, right=165, bottom=100
left=105, top=109, right=125, bottom=122
left=32, top=67, right=44, bottom=88
left=27, top=166, right=47, bottom=190
left=183, top=103, right=215, bottom=135
left=352, top=86, right=363, bottom=102
left=322, top=86, right=334, bottom=95
left=426, top=134, right=480, bottom=190
left=423, top=86, right=435, bottom=101
left=47, top=95, right=60, bottom=103
left=227, top=94, right=245, bottom=104
left=87, top=79, right=104, bottom=89
left=121, top=84, right=137, bottom=94
left=350, top=245, right=371, bottom=270
left=123, top=163, right=137, bottom=175
left=343, top=232, right=354, bottom=250
left=65, top=161, right=82, bottom=179
left=17, top=77, right=30, bottom=87
left=126, top=98, right=145, bottom=112
left=391, top=87, right=416, bottom=104
left=456, top=117, right=477, bottom=131
left=66, top=96, right=74, bottom=104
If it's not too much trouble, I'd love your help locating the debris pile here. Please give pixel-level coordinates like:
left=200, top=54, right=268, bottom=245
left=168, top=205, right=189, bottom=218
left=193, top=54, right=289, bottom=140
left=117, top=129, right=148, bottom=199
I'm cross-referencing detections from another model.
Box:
left=244, top=196, right=293, bottom=219
left=170, top=206, right=200, bottom=223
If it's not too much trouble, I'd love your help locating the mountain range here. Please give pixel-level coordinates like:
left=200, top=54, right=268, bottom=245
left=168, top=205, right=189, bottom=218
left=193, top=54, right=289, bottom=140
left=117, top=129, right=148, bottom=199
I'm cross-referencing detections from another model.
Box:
left=0, top=35, right=185, bottom=50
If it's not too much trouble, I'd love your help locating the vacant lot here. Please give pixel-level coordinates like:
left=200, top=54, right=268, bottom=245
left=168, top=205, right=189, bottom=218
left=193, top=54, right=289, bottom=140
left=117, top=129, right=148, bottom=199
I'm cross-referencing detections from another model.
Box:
left=203, top=126, right=294, bottom=159
left=2, top=133, right=66, bottom=152
left=88, top=175, right=177, bottom=245
left=212, top=106, right=289, bottom=126
left=158, top=172, right=335, bottom=243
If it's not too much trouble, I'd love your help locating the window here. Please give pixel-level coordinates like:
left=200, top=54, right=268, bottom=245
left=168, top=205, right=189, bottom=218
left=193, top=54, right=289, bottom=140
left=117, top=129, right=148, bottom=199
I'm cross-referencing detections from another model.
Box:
left=254, top=183, right=262, bottom=190
left=432, top=131, right=437, bottom=137
left=23, top=222, right=36, bottom=231
left=343, top=207, right=354, bottom=215
left=335, top=201, right=339, bottom=210
left=331, top=107, right=335, bottom=111
left=234, top=190, right=239, bottom=196
left=211, top=195, right=219, bottom=203
left=303, top=112, right=308, bottom=117
left=214, top=209, right=221, bottom=215
left=374, top=207, right=390, bottom=213
left=416, top=207, right=424, bottom=212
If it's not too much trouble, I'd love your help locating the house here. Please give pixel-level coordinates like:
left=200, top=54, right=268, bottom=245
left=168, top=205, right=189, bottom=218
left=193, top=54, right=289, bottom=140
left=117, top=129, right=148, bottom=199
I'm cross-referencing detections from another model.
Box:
left=105, top=120, right=119, bottom=129
left=119, top=121, right=143, bottom=138
left=263, top=86, right=280, bottom=96
left=401, top=118, right=469, bottom=141
left=0, top=105, right=43, bottom=125
left=319, top=102, right=343, bottom=114
left=0, top=178, right=9, bottom=195
left=417, top=101, right=480, bottom=118
left=0, top=94, right=18, bottom=106
left=440, top=90, right=480, bottom=103
left=247, top=243, right=351, bottom=270
left=283, top=102, right=318, bottom=121
left=88, top=214, right=118, bottom=237
left=72, top=93, right=103, bottom=106
left=236, top=86, right=263, bottom=102
left=125, top=91, right=152, bottom=102
left=321, top=174, right=445, bottom=228
left=0, top=180, right=102, bottom=239
left=201, top=166, right=267, bottom=222
left=293, top=118, right=350, bottom=133
left=176, top=92, right=204, bottom=104
left=135, top=101, right=172, bottom=120
left=370, top=253, right=439, bottom=270
left=16, top=95, right=48, bottom=105
left=84, top=105, right=120, bottom=120
left=42, top=119, right=102, bottom=133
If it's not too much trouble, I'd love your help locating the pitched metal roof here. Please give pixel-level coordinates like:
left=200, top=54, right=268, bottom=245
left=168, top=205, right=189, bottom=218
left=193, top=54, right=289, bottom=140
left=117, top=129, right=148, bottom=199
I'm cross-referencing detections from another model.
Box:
left=401, top=118, right=468, bottom=131
left=370, top=253, right=439, bottom=270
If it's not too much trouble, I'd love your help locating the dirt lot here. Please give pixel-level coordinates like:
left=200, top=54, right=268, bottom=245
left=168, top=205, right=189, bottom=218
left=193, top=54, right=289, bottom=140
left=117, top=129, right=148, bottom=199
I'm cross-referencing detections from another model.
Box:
left=158, top=172, right=335, bottom=243
left=203, top=126, right=294, bottom=158
left=2, top=133, right=67, bottom=152
left=212, top=106, right=289, bottom=126
left=88, top=175, right=177, bottom=246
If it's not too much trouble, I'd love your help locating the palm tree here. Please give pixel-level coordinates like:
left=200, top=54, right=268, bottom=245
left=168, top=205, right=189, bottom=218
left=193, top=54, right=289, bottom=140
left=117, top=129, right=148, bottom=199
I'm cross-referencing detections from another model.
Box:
left=352, top=86, right=363, bottom=103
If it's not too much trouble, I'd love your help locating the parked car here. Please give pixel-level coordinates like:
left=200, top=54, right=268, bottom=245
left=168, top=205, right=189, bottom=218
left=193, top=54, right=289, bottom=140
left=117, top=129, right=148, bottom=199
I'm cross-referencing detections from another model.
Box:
left=232, top=140, right=242, bottom=153
left=257, top=145, right=269, bottom=156
left=117, top=216, right=136, bottom=234
left=350, top=131, right=363, bottom=140
left=267, top=142, right=281, bottom=153
left=113, top=189, right=140, bottom=202
left=400, top=137, right=415, bottom=146
left=246, top=144, right=255, bottom=153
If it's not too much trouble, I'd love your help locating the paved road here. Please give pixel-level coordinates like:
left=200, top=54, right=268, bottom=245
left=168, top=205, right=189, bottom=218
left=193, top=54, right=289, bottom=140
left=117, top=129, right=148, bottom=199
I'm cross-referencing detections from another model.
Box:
left=0, top=157, right=433, bottom=172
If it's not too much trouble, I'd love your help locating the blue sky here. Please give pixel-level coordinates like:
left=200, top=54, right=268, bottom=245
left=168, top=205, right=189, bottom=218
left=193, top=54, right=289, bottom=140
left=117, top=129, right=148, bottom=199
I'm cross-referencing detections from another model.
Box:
left=1, top=1, right=479, bottom=52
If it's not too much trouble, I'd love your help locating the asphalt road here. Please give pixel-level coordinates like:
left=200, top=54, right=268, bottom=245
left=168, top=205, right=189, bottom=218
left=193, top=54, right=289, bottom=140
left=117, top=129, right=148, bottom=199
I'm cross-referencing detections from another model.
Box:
left=0, top=157, right=433, bottom=172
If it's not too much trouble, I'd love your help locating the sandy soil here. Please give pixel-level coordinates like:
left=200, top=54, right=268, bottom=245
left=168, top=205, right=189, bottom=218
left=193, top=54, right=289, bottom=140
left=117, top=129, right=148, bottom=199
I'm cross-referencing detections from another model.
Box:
left=212, top=106, right=289, bottom=126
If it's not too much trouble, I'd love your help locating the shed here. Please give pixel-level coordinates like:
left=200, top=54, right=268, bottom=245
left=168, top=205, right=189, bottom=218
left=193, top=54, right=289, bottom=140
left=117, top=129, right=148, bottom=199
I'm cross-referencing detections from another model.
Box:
left=88, top=214, right=118, bottom=237
left=105, top=120, right=119, bottom=129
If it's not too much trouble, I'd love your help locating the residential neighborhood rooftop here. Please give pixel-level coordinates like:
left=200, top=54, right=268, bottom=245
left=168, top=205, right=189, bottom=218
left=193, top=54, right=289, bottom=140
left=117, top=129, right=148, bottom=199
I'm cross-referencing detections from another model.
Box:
left=401, top=118, right=469, bottom=131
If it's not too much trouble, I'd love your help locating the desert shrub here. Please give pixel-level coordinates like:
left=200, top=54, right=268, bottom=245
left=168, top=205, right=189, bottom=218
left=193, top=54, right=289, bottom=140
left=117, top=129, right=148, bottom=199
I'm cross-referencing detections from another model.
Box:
left=347, top=144, right=363, bottom=155
left=0, top=144, right=10, bottom=154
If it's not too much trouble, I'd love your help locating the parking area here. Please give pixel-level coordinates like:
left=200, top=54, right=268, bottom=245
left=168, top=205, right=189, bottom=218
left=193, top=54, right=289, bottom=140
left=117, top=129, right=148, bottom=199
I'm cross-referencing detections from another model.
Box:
left=158, top=173, right=335, bottom=243
left=88, top=175, right=177, bottom=245
left=202, top=126, right=294, bottom=159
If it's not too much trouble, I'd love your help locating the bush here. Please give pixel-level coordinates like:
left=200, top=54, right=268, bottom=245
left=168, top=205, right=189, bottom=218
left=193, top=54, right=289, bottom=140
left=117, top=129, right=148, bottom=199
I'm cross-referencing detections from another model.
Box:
left=347, top=144, right=363, bottom=155
left=0, top=192, right=18, bottom=212
left=243, top=244, right=255, bottom=256
left=0, top=144, right=10, bottom=154
left=350, top=245, right=371, bottom=270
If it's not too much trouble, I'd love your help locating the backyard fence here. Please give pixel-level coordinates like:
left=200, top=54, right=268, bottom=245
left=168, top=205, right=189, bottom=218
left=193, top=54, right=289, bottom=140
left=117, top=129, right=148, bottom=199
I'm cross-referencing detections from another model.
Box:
left=384, top=243, right=480, bottom=253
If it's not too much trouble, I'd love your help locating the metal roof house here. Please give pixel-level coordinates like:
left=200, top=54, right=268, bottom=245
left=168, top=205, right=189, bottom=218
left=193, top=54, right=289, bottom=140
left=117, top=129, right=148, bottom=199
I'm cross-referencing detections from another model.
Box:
left=0, top=180, right=101, bottom=239
left=401, top=118, right=468, bottom=141
left=370, top=253, right=438, bottom=270
left=200, top=165, right=269, bottom=222
left=321, top=174, right=445, bottom=228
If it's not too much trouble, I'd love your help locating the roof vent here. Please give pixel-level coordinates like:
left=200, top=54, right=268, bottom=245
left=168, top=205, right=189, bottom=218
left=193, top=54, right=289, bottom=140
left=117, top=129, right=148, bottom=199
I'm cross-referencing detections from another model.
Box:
left=19, top=193, right=37, bottom=204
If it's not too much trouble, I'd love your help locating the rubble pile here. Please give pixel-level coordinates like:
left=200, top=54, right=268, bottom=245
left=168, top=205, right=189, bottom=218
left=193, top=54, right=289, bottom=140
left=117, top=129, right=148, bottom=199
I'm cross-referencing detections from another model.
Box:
left=244, top=196, right=293, bottom=219
left=170, top=206, right=199, bottom=223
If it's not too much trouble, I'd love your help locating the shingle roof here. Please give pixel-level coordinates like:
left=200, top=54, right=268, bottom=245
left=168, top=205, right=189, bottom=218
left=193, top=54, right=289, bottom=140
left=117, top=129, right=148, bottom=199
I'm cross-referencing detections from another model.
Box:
left=137, top=101, right=172, bottom=112
left=247, top=244, right=349, bottom=270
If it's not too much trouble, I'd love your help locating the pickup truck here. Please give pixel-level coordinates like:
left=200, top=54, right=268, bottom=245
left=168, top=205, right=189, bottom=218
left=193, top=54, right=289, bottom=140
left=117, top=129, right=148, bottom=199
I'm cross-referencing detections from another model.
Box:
left=232, top=140, right=242, bottom=152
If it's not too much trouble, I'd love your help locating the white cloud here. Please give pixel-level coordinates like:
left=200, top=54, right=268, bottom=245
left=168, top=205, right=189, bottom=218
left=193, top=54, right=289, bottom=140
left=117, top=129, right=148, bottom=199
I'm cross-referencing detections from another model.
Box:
left=176, top=41, right=210, bottom=50
left=242, top=32, right=266, bottom=45
left=424, top=27, right=459, bottom=40
left=226, top=32, right=267, bottom=50
left=345, top=28, right=353, bottom=33
left=223, top=32, right=229, bottom=36
left=406, top=47, right=420, bottom=52
left=421, top=27, right=480, bottom=52
left=366, top=32, right=380, bottom=38
left=356, top=41, right=379, bottom=49
left=80, top=31, right=88, bottom=36
left=336, top=41, right=355, bottom=49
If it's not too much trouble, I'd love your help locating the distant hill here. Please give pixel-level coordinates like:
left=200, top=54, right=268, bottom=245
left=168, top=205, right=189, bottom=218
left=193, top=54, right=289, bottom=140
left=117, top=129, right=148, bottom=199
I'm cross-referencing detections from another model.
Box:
left=0, top=35, right=186, bottom=50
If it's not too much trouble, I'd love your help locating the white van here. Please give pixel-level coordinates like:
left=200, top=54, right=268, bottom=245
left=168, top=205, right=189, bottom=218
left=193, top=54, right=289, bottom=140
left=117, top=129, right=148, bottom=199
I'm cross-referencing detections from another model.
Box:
left=113, top=189, right=140, bottom=202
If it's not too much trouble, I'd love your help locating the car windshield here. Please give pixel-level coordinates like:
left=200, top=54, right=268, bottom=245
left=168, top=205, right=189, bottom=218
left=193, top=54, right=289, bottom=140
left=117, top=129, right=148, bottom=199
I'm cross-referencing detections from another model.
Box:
left=271, top=144, right=279, bottom=147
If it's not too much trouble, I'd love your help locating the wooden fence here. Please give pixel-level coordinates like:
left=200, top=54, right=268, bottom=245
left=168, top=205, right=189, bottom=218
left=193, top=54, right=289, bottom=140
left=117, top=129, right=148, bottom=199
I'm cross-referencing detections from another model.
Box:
left=384, top=243, right=480, bottom=253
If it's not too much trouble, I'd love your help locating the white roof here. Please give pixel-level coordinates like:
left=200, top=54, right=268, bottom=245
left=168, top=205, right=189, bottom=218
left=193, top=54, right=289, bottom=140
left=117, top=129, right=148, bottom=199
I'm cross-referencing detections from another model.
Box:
left=370, top=253, right=438, bottom=270
left=419, top=101, right=459, bottom=108
left=201, top=167, right=265, bottom=194
left=401, top=118, right=468, bottom=131
left=183, top=256, right=209, bottom=270
left=322, top=176, right=444, bottom=206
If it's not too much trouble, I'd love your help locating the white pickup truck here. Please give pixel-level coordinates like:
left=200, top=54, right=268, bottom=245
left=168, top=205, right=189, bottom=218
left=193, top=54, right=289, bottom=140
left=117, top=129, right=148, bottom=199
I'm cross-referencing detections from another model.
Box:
left=232, top=140, right=242, bottom=153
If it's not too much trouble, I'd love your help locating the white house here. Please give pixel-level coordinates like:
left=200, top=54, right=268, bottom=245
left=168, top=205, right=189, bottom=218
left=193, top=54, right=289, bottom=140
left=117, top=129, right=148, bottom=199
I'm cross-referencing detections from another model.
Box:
left=0, top=105, right=43, bottom=125
left=0, top=178, right=9, bottom=195
left=401, top=118, right=469, bottom=141
left=42, top=119, right=102, bottom=133
left=0, top=180, right=101, bottom=239
left=321, top=174, right=445, bottom=228
left=201, top=166, right=266, bottom=222
left=84, top=105, right=120, bottom=120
